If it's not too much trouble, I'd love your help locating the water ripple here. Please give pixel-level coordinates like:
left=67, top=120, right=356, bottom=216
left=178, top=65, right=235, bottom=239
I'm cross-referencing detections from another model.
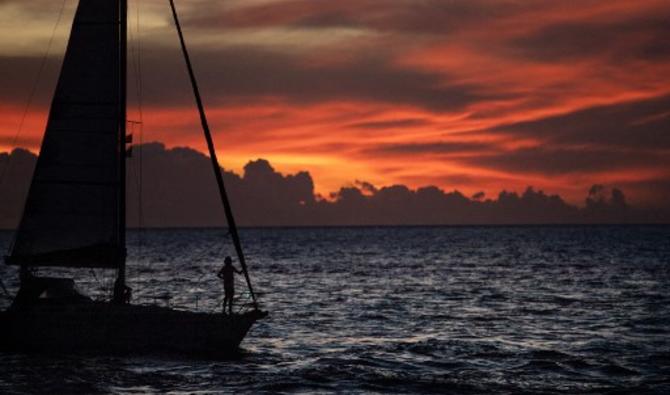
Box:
left=0, top=225, right=669, bottom=393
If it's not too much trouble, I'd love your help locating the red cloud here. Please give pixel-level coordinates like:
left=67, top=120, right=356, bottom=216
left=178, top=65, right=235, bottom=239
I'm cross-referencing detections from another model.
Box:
left=1, top=0, right=668, bottom=207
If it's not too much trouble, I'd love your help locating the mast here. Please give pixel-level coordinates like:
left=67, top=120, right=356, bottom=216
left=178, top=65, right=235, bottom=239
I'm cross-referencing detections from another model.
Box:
left=168, top=0, right=258, bottom=308
left=113, top=0, right=128, bottom=303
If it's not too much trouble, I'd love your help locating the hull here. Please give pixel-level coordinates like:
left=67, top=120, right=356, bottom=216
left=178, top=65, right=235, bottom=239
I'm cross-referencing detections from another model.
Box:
left=0, top=302, right=266, bottom=358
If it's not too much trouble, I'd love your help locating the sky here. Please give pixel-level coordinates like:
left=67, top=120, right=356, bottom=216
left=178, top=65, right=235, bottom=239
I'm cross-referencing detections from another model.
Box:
left=3, top=145, right=660, bottom=228
left=1, top=0, right=669, bottom=208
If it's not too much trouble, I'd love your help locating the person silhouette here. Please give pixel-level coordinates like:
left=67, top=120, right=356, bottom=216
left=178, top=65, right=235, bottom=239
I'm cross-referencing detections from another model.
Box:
left=217, top=256, right=242, bottom=315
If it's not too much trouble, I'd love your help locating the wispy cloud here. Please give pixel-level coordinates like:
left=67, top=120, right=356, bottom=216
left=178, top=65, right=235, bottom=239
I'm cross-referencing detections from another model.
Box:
left=0, top=0, right=668, bottom=207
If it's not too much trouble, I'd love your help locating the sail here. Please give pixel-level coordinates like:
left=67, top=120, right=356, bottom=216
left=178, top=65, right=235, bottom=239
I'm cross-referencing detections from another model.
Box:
left=6, top=0, right=123, bottom=268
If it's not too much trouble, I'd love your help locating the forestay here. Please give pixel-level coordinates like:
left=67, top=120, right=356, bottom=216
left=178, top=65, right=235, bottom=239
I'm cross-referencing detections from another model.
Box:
left=7, top=0, right=123, bottom=268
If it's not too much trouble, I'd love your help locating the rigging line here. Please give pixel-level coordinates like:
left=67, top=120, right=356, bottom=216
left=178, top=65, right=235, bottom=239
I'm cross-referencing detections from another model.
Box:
left=125, top=0, right=145, bottom=271
left=89, top=268, right=106, bottom=300
left=0, top=277, right=12, bottom=300
left=193, top=244, right=223, bottom=285
left=135, top=0, right=145, bottom=271
left=126, top=136, right=144, bottom=296
left=0, top=0, right=68, bottom=187
left=128, top=125, right=142, bottom=219
left=124, top=1, right=145, bottom=294
left=2, top=0, right=68, bottom=258
left=193, top=242, right=234, bottom=296
left=168, top=0, right=259, bottom=308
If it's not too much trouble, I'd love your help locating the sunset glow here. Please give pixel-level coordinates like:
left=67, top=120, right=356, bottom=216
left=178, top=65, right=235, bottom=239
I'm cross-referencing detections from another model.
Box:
left=1, top=0, right=669, bottom=207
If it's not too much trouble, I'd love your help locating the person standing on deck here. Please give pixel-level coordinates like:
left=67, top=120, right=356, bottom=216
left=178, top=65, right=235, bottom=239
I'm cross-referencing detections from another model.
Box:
left=218, top=256, right=242, bottom=314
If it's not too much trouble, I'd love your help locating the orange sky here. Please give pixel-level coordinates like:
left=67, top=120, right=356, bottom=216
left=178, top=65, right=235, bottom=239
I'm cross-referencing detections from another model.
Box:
left=1, top=0, right=669, bottom=207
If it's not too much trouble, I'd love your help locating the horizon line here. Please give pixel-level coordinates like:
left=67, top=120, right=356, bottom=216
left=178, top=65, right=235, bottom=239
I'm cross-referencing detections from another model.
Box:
left=1, top=223, right=670, bottom=233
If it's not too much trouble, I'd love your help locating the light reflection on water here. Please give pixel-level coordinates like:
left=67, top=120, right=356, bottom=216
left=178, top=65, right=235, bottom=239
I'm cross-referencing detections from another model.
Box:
left=0, top=226, right=669, bottom=394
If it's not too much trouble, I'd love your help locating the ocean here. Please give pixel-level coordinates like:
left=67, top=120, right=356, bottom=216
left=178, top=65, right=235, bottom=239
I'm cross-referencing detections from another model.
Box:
left=0, top=226, right=669, bottom=394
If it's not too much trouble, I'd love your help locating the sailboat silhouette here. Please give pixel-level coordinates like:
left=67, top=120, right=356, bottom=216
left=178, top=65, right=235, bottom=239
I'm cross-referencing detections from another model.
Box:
left=0, top=0, right=267, bottom=357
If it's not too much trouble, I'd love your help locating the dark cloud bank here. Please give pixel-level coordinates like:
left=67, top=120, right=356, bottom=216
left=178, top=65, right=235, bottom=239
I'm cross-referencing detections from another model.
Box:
left=1, top=143, right=668, bottom=229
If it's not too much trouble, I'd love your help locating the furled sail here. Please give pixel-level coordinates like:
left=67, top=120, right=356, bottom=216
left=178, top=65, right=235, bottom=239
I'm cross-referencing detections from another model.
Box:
left=6, top=0, right=123, bottom=268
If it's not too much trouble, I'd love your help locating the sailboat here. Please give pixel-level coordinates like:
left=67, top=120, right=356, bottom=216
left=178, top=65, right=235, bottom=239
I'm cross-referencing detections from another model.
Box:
left=0, top=0, right=267, bottom=356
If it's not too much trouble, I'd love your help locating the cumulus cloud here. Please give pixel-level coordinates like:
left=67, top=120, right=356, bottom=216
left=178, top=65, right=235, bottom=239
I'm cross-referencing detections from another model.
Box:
left=1, top=144, right=666, bottom=229
left=1, top=0, right=669, bottom=208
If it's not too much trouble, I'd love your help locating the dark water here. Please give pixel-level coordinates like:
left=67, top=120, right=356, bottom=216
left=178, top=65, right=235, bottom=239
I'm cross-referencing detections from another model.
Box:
left=1, top=226, right=669, bottom=394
